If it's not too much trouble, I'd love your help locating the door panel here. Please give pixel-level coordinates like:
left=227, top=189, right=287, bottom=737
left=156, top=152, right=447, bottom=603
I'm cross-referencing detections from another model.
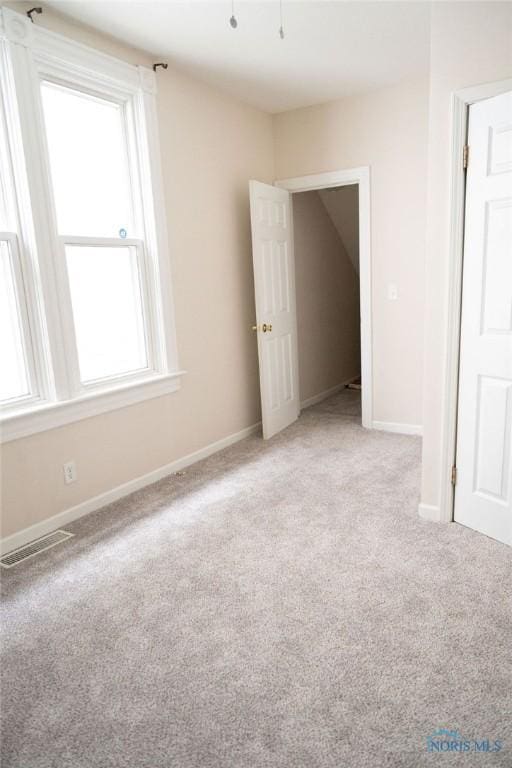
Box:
left=474, top=376, right=511, bottom=501
left=454, top=91, right=512, bottom=546
left=481, top=200, right=512, bottom=333
left=249, top=181, right=299, bottom=439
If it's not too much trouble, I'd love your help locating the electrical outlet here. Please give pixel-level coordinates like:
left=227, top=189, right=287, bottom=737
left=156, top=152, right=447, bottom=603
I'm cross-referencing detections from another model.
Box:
left=63, top=460, right=77, bottom=485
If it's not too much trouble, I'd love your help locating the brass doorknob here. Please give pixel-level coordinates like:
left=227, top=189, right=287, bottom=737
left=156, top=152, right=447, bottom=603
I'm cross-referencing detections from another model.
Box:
left=251, top=325, right=258, bottom=331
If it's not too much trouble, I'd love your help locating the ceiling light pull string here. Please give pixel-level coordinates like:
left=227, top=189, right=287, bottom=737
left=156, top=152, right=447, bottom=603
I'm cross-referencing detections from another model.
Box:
left=279, top=0, right=285, bottom=39
left=229, top=0, right=238, bottom=29
left=228, top=0, right=285, bottom=38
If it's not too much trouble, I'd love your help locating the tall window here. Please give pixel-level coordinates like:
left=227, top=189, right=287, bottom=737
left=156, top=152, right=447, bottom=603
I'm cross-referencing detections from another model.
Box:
left=40, top=82, right=150, bottom=386
left=0, top=8, right=180, bottom=441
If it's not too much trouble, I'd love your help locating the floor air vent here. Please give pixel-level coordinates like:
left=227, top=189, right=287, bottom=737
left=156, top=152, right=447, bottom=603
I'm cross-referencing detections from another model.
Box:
left=1, top=530, right=74, bottom=568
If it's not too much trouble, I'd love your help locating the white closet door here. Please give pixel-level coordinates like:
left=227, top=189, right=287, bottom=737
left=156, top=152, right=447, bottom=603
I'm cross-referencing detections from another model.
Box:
left=454, top=91, right=512, bottom=546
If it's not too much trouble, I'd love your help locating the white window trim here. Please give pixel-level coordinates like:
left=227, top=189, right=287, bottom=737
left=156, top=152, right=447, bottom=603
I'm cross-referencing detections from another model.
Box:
left=0, top=8, right=183, bottom=444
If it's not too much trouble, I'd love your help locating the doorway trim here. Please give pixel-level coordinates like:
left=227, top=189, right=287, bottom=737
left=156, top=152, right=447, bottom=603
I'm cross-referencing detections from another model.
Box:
left=275, top=167, right=372, bottom=428
left=439, top=78, right=512, bottom=524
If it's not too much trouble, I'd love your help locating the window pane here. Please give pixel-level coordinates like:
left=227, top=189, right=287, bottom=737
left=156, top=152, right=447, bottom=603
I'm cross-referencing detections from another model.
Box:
left=0, top=105, right=11, bottom=231
left=66, top=245, right=148, bottom=383
left=0, top=240, right=30, bottom=402
left=41, top=82, right=133, bottom=238
left=0, top=177, right=8, bottom=230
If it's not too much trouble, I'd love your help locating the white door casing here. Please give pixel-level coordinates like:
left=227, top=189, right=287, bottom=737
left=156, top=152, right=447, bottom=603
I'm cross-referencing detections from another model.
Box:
left=275, top=167, right=372, bottom=430
left=454, top=91, right=512, bottom=546
left=249, top=181, right=300, bottom=439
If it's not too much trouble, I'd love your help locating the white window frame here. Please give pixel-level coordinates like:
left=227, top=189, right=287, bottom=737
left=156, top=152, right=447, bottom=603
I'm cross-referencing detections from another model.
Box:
left=0, top=8, right=183, bottom=443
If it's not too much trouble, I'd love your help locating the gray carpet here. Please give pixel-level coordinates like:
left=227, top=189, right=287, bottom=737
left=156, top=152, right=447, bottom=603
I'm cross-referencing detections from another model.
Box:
left=1, top=390, right=511, bottom=768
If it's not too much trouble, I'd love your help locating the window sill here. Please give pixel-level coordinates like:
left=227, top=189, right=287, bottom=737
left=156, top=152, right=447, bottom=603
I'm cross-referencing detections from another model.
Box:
left=0, top=371, right=185, bottom=443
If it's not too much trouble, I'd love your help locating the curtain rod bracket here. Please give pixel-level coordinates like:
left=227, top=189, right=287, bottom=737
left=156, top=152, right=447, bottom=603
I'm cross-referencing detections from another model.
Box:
left=152, top=63, right=168, bottom=72
left=27, top=7, right=43, bottom=23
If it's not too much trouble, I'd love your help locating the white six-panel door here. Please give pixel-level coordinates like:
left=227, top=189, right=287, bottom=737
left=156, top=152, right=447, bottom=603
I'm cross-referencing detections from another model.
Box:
left=454, top=91, right=512, bottom=546
left=249, top=181, right=300, bottom=439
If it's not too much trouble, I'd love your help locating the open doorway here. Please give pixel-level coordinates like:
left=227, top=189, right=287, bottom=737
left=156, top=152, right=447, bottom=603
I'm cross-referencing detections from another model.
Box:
left=276, top=168, right=372, bottom=429
left=249, top=167, right=371, bottom=439
left=292, top=185, right=361, bottom=416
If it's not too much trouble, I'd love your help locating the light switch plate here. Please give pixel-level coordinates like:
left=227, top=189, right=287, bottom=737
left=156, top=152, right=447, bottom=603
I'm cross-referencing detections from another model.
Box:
left=388, top=283, right=398, bottom=301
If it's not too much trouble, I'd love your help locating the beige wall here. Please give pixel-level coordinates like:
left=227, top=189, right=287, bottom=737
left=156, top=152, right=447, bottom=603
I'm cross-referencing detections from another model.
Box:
left=420, top=2, right=512, bottom=514
left=318, top=185, right=359, bottom=273
left=294, top=191, right=360, bottom=403
left=0, top=6, right=274, bottom=538
left=274, top=77, right=429, bottom=429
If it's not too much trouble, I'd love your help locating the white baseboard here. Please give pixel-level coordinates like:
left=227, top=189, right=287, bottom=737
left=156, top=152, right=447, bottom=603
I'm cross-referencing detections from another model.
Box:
left=300, top=376, right=359, bottom=410
left=1, top=421, right=261, bottom=556
left=372, top=420, right=423, bottom=436
left=418, top=502, right=442, bottom=522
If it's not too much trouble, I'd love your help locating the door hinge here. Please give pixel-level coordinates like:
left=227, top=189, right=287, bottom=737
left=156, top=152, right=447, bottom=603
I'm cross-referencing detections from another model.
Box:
left=451, top=466, right=457, bottom=486
left=463, top=145, right=469, bottom=170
